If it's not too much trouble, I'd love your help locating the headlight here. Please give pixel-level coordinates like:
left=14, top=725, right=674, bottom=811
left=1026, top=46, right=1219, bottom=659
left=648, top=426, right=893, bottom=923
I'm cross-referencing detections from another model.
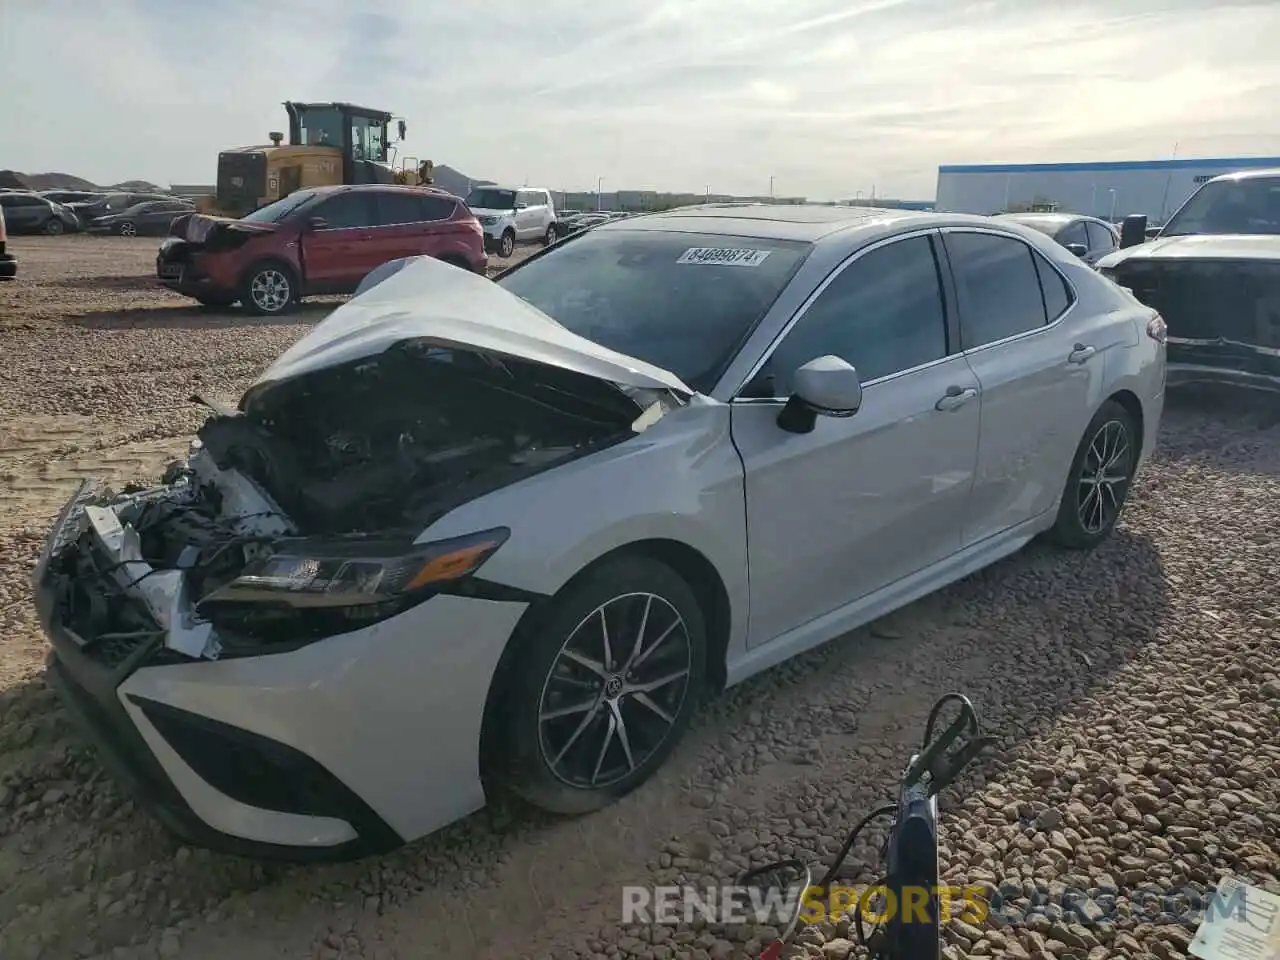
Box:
left=479, top=216, right=497, bottom=226
left=1099, top=266, right=1117, bottom=281
left=202, top=528, right=508, bottom=609
left=198, top=528, right=510, bottom=651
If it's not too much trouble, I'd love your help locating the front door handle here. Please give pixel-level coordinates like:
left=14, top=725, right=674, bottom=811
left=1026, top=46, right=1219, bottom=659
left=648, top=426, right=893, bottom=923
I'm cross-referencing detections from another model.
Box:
left=935, top=386, right=978, bottom=411
left=1068, top=343, right=1097, bottom=364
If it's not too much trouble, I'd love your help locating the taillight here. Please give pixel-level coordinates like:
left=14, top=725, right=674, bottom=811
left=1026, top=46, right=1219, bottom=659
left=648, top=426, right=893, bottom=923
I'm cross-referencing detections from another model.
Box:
left=1146, top=314, right=1166, bottom=343
left=0, top=208, right=7, bottom=243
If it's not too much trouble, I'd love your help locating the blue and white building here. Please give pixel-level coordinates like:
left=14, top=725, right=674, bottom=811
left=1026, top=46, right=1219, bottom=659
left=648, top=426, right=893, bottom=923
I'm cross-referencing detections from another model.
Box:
left=935, top=156, right=1280, bottom=224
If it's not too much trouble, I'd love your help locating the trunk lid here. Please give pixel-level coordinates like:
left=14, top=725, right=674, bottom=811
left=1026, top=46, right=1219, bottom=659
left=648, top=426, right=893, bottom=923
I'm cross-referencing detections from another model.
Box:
left=243, top=255, right=695, bottom=407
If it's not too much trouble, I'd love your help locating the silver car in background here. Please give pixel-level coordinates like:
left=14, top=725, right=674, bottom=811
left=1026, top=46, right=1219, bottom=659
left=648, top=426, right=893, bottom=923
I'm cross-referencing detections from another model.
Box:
left=37, top=204, right=1165, bottom=860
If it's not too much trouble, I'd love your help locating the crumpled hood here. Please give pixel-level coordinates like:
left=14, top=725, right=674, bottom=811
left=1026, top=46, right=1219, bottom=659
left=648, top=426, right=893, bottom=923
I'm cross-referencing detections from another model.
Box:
left=243, top=256, right=694, bottom=405
left=1097, top=233, right=1280, bottom=270
left=177, top=213, right=278, bottom=243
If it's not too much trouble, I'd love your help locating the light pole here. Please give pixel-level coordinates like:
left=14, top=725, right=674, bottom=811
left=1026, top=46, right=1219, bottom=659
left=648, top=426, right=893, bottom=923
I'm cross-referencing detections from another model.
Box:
left=705, top=184, right=710, bottom=202
left=1109, top=188, right=1117, bottom=221
left=596, top=176, right=604, bottom=212
left=769, top=175, right=775, bottom=199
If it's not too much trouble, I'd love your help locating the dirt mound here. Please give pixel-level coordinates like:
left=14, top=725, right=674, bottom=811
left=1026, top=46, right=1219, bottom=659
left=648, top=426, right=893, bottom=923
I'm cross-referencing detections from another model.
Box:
left=0, top=171, right=163, bottom=192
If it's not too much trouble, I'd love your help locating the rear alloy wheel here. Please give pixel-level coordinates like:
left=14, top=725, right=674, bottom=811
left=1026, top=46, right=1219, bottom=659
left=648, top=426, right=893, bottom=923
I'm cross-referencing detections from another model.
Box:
left=497, top=556, right=706, bottom=814
left=1051, top=399, right=1139, bottom=549
left=43, top=218, right=65, bottom=236
left=240, top=262, right=298, bottom=316
left=117, top=221, right=137, bottom=237
left=542, top=224, right=556, bottom=246
left=498, top=229, right=516, bottom=258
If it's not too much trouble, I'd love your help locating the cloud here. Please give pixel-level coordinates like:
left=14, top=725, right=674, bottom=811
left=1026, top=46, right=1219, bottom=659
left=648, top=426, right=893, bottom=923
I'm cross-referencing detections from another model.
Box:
left=1, top=0, right=1278, bottom=199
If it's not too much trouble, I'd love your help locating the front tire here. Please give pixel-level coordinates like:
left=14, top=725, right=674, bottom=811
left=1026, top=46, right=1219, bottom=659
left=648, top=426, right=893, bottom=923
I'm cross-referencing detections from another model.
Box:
left=239, top=261, right=298, bottom=316
left=542, top=224, right=556, bottom=246
left=1051, top=399, right=1139, bottom=549
left=496, top=555, right=707, bottom=815
left=44, top=218, right=65, bottom=236
left=498, top=229, right=515, bottom=258
left=117, top=221, right=137, bottom=237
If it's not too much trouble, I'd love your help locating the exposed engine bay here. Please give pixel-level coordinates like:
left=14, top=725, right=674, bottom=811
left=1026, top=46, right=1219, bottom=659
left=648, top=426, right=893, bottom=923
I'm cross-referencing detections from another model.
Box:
left=44, top=342, right=671, bottom=663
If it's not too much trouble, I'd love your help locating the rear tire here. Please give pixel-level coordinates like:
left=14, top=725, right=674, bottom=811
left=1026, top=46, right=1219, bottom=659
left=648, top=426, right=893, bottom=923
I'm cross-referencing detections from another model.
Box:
left=239, top=260, right=299, bottom=316
left=117, top=221, right=137, bottom=237
left=498, top=229, right=515, bottom=258
left=43, top=218, right=65, bottom=236
left=542, top=224, right=556, bottom=246
left=494, top=555, right=707, bottom=815
left=1051, top=399, right=1139, bottom=549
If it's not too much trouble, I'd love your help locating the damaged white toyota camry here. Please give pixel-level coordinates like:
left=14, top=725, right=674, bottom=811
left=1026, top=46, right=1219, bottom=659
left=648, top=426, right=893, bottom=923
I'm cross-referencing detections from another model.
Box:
left=36, top=205, right=1164, bottom=859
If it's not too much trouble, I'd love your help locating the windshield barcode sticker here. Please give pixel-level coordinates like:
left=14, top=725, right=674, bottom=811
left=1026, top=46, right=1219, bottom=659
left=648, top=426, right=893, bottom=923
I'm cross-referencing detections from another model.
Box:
left=677, top=247, right=772, bottom=267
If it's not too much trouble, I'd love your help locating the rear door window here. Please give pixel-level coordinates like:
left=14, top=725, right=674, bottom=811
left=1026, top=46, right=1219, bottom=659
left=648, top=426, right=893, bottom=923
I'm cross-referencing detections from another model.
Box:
left=375, top=192, right=426, bottom=225
left=944, top=232, right=1049, bottom=350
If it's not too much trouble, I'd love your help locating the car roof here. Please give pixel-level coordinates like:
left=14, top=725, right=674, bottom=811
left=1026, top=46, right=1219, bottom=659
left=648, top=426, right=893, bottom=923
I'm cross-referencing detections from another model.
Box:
left=592, top=203, right=939, bottom=242
left=308, top=184, right=460, bottom=200
left=1208, top=168, right=1280, bottom=184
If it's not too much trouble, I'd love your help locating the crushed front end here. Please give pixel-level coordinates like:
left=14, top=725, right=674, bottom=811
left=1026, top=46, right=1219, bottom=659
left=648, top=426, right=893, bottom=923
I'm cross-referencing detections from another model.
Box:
left=35, top=339, right=658, bottom=858
left=1110, top=256, right=1280, bottom=391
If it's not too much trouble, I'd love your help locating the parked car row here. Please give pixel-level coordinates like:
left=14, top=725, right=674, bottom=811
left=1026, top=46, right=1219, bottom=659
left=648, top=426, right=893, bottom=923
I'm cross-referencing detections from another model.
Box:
left=0, top=189, right=195, bottom=236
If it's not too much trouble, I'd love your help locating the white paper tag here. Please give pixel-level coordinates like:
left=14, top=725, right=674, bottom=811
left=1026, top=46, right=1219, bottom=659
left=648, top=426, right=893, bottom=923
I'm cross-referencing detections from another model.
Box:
left=677, top=247, right=772, bottom=267
left=1190, top=876, right=1280, bottom=960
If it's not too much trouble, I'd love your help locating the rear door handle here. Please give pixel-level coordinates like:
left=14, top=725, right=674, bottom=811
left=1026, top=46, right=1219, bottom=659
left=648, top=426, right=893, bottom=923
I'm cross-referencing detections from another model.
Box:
left=1068, top=343, right=1097, bottom=364
left=935, top=386, right=978, bottom=411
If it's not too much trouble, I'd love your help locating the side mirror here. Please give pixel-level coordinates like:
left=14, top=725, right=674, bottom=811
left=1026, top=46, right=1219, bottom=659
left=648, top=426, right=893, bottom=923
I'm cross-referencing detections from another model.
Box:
left=307, top=216, right=329, bottom=230
left=1119, top=214, right=1148, bottom=249
left=1064, top=242, right=1088, bottom=258
left=777, top=355, right=863, bottom=434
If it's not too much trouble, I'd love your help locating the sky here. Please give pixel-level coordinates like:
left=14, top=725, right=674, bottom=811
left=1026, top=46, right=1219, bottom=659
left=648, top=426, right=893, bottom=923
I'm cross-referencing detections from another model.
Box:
left=3, top=0, right=1280, bottom=200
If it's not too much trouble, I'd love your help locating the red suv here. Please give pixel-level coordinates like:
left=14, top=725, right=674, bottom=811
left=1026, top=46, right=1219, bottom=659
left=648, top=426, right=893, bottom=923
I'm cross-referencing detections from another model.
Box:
left=157, top=184, right=487, bottom=315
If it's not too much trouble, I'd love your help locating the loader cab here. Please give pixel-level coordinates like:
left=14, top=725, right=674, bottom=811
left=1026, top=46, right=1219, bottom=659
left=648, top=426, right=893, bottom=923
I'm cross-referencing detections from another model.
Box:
left=283, top=102, right=398, bottom=187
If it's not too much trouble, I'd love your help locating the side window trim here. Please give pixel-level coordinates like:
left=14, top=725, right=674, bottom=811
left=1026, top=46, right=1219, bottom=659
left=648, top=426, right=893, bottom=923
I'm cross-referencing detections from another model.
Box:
left=939, top=227, right=1079, bottom=355
left=731, top=228, right=953, bottom=402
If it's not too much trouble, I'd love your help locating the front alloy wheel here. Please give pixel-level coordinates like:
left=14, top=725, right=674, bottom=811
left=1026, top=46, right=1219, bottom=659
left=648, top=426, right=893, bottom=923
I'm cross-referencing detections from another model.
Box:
left=539, top=592, right=692, bottom=789
left=498, top=230, right=515, bottom=258
left=118, top=221, right=137, bottom=237
left=496, top=555, right=706, bottom=814
left=243, top=265, right=295, bottom=315
left=1051, top=399, right=1138, bottom=549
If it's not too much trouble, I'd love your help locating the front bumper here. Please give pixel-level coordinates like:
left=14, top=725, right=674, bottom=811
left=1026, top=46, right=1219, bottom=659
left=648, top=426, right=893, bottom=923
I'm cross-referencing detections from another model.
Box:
left=0, top=253, right=15, bottom=279
left=36, top=491, right=533, bottom=860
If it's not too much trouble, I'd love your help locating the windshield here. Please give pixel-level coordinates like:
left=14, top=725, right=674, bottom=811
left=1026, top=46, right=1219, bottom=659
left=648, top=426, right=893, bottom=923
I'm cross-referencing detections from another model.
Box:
left=497, top=229, right=812, bottom=393
left=1161, top=176, right=1280, bottom=236
left=467, top=188, right=517, bottom=210
left=242, top=190, right=320, bottom=223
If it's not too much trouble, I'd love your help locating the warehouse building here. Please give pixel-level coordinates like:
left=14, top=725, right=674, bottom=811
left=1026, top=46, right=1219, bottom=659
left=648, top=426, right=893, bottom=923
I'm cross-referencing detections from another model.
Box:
left=935, top=156, right=1280, bottom=224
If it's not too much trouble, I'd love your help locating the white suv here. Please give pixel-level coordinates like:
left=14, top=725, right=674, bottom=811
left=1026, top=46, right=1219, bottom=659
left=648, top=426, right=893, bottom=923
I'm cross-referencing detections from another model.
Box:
left=465, top=186, right=556, bottom=257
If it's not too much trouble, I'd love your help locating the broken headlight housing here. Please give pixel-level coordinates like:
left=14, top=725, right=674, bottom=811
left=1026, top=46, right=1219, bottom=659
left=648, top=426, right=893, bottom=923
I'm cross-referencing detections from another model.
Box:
left=198, top=528, right=509, bottom=653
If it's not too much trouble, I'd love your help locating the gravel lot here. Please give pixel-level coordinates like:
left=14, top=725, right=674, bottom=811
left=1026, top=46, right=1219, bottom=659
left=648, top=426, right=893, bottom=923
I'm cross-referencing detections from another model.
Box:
left=1, top=235, right=1277, bottom=960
